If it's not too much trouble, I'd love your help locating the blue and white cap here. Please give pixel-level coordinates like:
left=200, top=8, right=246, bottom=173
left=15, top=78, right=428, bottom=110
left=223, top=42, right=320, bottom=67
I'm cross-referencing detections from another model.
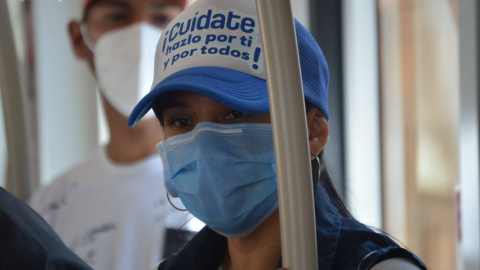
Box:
left=128, top=0, right=329, bottom=127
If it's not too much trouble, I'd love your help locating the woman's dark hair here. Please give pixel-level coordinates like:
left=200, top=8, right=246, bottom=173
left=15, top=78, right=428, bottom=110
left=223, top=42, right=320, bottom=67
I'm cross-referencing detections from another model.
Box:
left=315, top=152, right=353, bottom=218
left=153, top=97, right=354, bottom=219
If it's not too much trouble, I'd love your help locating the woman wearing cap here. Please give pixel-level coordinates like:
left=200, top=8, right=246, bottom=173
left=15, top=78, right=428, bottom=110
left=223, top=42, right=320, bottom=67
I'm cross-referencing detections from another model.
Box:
left=128, top=0, right=428, bottom=269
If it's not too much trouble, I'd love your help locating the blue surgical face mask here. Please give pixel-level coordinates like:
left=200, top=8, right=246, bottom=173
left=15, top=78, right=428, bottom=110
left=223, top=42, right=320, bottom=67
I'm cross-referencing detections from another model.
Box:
left=157, top=122, right=278, bottom=238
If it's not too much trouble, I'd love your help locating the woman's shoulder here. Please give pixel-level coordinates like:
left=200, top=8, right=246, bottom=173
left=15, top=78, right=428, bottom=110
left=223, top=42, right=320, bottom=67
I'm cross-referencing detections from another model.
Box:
left=333, top=217, right=427, bottom=270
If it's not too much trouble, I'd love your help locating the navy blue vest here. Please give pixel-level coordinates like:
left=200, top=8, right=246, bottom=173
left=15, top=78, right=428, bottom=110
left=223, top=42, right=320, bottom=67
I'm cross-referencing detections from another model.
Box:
left=158, top=186, right=427, bottom=270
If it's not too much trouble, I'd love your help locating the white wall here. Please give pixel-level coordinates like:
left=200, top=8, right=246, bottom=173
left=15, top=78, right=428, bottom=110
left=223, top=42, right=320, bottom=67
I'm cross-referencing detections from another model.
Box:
left=291, top=0, right=310, bottom=29
left=33, top=0, right=98, bottom=185
left=342, top=0, right=382, bottom=229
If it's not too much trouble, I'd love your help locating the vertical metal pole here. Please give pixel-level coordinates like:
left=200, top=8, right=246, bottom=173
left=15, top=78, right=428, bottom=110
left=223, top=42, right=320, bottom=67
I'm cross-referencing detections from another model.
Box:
left=0, top=1, right=37, bottom=200
left=342, top=0, right=382, bottom=229
left=256, top=1, right=318, bottom=269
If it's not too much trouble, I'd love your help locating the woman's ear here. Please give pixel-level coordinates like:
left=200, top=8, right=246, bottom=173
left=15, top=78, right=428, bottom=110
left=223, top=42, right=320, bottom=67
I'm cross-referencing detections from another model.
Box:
left=306, top=108, right=329, bottom=158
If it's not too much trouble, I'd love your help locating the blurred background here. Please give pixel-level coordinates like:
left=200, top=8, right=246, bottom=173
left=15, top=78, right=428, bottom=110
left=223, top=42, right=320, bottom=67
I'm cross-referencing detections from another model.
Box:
left=0, top=0, right=477, bottom=269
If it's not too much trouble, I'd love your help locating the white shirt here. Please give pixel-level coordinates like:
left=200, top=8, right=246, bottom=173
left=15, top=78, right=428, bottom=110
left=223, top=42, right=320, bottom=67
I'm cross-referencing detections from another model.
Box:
left=30, top=147, right=192, bottom=270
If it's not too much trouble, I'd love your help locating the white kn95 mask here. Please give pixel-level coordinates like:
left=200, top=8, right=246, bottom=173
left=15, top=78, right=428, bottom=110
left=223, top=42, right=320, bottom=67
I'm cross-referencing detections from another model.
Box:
left=82, top=23, right=163, bottom=119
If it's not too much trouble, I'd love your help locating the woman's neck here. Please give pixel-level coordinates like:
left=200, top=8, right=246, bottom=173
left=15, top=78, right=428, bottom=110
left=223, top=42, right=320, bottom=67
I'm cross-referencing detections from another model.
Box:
left=223, top=210, right=282, bottom=270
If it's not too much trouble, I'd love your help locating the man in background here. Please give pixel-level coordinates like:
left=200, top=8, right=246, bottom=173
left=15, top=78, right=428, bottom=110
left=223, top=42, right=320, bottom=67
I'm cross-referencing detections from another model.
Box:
left=29, top=1, right=190, bottom=270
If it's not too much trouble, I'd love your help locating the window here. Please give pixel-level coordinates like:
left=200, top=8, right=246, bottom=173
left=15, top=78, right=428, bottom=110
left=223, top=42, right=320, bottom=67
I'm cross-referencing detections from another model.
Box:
left=378, top=0, right=459, bottom=268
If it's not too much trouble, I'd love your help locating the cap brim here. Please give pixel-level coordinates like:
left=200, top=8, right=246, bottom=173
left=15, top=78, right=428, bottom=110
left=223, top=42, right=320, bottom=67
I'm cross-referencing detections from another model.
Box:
left=128, top=67, right=269, bottom=127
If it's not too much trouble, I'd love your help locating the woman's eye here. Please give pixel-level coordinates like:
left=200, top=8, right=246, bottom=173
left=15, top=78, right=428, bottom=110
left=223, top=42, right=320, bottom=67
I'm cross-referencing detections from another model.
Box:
left=171, top=118, right=191, bottom=128
left=225, top=110, right=245, bottom=120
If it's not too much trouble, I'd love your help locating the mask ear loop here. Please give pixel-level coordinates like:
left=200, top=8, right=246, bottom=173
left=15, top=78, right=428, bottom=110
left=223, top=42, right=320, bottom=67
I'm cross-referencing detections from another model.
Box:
left=167, top=192, right=188, bottom=211
left=311, top=154, right=321, bottom=189
left=80, top=23, right=95, bottom=52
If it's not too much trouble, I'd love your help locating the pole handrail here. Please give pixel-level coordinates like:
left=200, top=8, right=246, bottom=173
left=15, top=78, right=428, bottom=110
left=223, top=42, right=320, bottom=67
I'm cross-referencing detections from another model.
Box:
left=256, top=1, right=319, bottom=269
